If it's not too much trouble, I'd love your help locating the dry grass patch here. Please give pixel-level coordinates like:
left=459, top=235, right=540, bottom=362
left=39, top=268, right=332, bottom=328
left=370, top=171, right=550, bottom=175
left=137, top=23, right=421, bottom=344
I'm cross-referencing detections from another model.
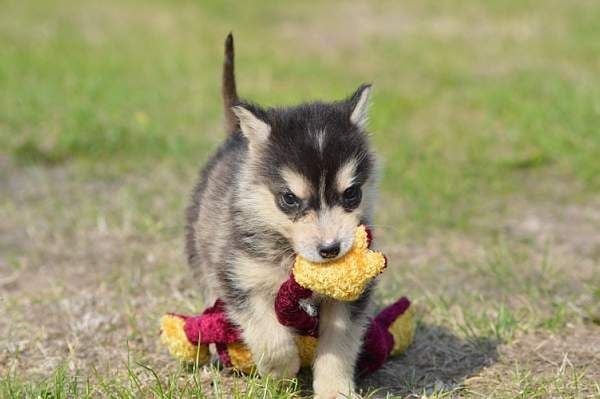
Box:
left=468, top=327, right=600, bottom=398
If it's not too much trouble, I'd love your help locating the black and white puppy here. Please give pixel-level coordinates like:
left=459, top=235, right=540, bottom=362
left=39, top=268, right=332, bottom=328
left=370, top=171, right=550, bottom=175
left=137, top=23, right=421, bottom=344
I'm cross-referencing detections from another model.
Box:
left=186, top=34, right=379, bottom=398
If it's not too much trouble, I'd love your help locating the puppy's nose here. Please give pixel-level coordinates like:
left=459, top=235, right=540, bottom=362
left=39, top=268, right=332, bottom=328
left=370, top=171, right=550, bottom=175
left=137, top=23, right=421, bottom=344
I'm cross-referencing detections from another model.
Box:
left=319, top=241, right=340, bottom=259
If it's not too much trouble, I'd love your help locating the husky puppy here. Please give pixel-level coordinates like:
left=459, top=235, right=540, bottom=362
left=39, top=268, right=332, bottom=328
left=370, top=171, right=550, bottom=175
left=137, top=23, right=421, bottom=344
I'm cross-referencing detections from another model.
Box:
left=186, top=34, right=378, bottom=398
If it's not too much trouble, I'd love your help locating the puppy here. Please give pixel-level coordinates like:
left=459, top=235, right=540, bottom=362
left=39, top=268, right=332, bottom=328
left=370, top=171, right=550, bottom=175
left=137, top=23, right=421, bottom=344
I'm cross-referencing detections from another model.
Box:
left=186, top=34, right=379, bottom=398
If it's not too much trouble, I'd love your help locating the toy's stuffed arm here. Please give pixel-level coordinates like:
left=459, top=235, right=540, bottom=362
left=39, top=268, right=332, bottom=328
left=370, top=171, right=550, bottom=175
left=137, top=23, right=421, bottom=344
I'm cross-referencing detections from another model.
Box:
left=274, top=275, right=319, bottom=336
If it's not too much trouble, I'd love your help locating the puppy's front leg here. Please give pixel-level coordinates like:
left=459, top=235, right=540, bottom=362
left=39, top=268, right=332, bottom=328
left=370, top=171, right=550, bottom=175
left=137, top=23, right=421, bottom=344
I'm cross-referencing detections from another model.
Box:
left=236, top=293, right=301, bottom=378
left=313, top=300, right=368, bottom=399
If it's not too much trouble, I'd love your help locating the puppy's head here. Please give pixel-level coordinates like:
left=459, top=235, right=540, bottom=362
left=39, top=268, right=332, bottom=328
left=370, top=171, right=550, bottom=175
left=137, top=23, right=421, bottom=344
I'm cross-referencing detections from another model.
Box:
left=235, top=85, right=378, bottom=262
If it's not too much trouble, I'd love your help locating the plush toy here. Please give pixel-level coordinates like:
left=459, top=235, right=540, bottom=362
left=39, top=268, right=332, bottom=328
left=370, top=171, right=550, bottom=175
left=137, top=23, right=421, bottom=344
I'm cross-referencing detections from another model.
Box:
left=160, top=225, right=414, bottom=375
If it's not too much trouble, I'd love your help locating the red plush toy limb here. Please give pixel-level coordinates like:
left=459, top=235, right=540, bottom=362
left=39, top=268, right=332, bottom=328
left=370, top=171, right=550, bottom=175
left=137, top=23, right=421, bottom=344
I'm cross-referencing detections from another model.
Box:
left=171, top=300, right=240, bottom=366
left=181, top=299, right=241, bottom=345
left=358, top=297, right=411, bottom=375
left=274, top=275, right=319, bottom=337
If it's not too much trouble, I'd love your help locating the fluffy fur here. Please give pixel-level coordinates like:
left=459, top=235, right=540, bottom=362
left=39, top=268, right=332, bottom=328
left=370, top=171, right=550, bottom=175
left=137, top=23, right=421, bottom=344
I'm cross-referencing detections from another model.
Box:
left=185, top=33, right=379, bottom=398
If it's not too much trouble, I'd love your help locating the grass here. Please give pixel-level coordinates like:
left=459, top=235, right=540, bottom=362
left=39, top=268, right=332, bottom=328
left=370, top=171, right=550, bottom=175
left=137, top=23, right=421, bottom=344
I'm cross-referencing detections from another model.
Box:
left=1, top=0, right=599, bottom=397
left=1, top=364, right=304, bottom=398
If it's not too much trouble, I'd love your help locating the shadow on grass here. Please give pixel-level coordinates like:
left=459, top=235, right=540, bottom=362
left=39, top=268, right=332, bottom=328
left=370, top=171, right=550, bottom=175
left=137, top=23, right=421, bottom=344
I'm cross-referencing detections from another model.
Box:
left=358, top=323, right=499, bottom=397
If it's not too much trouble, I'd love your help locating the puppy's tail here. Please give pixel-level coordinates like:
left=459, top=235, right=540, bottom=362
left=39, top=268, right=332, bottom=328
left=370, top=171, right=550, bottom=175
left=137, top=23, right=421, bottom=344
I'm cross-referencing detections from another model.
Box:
left=222, top=33, right=239, bottom=135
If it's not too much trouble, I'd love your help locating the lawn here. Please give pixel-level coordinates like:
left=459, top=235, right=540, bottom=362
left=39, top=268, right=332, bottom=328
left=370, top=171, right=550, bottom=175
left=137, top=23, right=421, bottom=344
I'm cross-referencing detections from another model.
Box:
left=1, top=0, right=599, bottom=397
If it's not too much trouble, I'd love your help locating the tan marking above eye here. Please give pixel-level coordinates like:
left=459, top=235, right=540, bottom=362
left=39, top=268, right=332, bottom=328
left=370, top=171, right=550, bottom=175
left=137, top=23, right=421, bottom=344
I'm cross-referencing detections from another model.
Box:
left=335, top=159, right=358, bottom=193
left=281, top=168, right=313, bottom=199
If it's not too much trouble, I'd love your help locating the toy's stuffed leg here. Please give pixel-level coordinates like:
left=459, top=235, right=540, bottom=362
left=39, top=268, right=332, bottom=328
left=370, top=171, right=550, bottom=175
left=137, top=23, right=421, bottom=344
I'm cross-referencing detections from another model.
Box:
left=357, top=297, right=414, bottom=375
left=160, top=314, right=211, bottom=365
left=159, top=300, right=242, bottom=366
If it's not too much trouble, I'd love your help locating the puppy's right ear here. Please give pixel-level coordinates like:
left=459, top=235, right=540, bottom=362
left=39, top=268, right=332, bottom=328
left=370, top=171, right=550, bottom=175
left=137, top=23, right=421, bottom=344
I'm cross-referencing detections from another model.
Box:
left=347, top=84, right=372, bottom=130
left=232, top=105, right=271, bottom=148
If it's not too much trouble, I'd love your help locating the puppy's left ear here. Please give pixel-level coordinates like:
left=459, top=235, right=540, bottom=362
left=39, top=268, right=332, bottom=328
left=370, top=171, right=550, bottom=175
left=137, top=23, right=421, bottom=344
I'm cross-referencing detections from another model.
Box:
left=232, top=105, right=271, bottom=148
left=347, top=84, right=372, bottom=129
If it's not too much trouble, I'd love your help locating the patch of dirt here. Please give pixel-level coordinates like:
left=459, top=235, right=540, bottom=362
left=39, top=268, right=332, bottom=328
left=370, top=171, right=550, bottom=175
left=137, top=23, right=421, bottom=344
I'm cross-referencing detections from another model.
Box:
left=503, top=197, right=600, bottom=261
left=499, top=193, right=600, bottom=321
left=0, top=163, right=195, bottom=378
left=469, top=326, right=600, bottom=397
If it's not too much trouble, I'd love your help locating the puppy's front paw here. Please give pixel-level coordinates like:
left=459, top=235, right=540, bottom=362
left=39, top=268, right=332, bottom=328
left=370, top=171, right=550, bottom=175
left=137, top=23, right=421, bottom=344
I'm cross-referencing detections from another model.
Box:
left=314, top=390, right=360, bottom=399
left=253, top=338, right=300, bottom=379
left=314, top=378, right=358, bottom=399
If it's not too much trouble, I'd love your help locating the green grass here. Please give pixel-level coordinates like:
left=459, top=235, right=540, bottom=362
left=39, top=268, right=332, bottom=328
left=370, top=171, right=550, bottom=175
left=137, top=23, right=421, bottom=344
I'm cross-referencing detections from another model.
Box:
left=1, top=364, right=305, bottom=399
left=1, top=0, right=599, bottom=397
left=2, top=0, right=599, bottom=230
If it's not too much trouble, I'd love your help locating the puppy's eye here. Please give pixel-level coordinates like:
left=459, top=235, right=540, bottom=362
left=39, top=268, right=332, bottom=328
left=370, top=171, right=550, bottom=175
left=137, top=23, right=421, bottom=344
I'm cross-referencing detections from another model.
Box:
left=342, top=185, right=362, bottom=209
left=280, top=192, right=300, bottom=209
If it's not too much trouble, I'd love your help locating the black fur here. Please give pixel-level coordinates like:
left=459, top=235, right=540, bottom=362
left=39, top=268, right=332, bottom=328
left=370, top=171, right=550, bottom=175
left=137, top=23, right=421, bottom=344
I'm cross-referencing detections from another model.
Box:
left=223, top=33, right=239, bottom=135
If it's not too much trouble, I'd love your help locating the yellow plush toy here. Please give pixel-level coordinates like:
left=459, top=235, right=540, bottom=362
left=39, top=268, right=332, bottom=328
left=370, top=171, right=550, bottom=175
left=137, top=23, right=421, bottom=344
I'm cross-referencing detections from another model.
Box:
left=293, top=225, right=386, bottom=301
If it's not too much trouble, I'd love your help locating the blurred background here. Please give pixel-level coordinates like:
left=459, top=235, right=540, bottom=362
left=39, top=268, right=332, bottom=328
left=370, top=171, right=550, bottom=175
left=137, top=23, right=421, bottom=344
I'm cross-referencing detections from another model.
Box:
left=1, top=0, right=598, bottom=397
